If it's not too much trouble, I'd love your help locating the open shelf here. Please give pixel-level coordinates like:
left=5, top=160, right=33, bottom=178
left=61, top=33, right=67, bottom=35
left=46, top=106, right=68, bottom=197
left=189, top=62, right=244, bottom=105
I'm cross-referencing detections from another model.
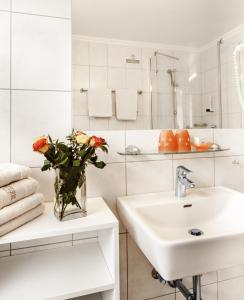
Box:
left=0, top=198, right=117, bottom=245
left=0, top=242, right=114, bottom=300
left=0, top=198, right=119, bottom=300
left=118, top=148, right=230, bottom=156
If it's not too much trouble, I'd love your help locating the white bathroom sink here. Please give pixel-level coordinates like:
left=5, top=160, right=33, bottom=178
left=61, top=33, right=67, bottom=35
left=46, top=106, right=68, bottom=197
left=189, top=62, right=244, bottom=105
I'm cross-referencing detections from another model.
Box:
left=117, top=187, right=244, bottom=281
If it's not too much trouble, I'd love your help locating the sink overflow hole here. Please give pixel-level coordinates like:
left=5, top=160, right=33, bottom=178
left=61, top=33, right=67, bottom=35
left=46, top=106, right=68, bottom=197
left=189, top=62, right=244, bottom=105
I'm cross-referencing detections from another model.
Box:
left=183, top=204, right=192, bottom=208
left=188, top=228, right=204, bottom=236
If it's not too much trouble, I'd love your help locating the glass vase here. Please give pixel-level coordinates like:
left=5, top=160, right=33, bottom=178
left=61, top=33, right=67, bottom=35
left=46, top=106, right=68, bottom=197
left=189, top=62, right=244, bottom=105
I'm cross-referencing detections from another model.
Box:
left=54, top=169, right=87, bottom=221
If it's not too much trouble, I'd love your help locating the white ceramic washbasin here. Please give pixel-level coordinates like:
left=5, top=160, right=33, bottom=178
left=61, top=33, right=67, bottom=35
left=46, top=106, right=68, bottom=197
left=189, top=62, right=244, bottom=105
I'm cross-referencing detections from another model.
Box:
left=117, top=187, right=244, bottom=281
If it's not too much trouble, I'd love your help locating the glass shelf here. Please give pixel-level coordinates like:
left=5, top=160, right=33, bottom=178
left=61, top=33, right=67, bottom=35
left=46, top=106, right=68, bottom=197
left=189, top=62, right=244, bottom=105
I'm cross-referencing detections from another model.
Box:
left=117, top=148, right=230, bottom=156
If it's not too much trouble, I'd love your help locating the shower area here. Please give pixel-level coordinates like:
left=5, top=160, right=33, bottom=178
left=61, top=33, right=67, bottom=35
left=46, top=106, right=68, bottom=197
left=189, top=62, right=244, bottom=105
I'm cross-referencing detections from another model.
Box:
left=150, top=50, right=201, bottom=130
left=150, top=39, right=244, bottom=129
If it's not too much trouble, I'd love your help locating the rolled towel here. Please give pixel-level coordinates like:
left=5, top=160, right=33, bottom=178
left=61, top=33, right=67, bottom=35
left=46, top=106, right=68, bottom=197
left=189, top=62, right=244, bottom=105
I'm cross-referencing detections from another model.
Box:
left=0, top=193, right=43, bottom=226
left=0, top=178, right=39, bottom=209
left=0, top=203, right=44, bottom=237
left=0, top=163, right=31, bottom=188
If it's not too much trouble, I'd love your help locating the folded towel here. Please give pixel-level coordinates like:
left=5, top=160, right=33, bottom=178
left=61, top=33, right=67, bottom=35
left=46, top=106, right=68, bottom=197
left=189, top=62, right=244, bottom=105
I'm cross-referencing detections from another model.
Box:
left=115, top=90, right=138, bottom=120
left=0, top=178, right=39, bottom=209
left=0, top=203, right=44, bottom=237
left=0, top=163, right=31, bottom=188
left=0, top=193, right=43, bottom=226
left=88, top=88, right=113, bottom=117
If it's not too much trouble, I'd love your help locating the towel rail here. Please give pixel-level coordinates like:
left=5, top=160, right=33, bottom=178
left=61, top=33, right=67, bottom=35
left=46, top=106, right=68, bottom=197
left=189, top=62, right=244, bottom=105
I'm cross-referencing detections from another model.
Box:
left=80, top=88, right=142, bottom=95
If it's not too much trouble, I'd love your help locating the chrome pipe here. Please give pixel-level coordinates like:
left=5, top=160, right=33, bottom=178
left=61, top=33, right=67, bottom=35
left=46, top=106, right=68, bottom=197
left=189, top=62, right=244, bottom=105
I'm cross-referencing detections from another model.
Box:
left=154, top=51, right=179, bottom=61
left=217, top=38, right=223, bottom=128
left=193, top=275, right=202, bottom=300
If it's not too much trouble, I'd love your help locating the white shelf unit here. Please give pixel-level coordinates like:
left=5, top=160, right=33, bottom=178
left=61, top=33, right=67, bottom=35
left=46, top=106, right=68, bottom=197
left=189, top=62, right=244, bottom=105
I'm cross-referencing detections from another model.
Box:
left=0, top=198, right=119, bottom=300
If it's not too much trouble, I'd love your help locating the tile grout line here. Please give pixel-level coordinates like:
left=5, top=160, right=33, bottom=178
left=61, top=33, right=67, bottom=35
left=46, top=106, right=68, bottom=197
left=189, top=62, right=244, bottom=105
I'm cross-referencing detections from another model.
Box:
left=9, top=0, right=12, bottom=163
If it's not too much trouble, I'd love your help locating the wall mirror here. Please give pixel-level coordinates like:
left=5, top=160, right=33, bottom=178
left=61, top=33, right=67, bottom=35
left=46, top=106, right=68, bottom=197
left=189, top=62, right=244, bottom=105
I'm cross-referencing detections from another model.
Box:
left=72, top=0, right=244, bottom=130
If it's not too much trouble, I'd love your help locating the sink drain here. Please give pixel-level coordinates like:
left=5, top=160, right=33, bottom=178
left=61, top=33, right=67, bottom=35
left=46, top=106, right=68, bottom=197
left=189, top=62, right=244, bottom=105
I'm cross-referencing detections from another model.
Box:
left=188, top=228, right=204, bottom=236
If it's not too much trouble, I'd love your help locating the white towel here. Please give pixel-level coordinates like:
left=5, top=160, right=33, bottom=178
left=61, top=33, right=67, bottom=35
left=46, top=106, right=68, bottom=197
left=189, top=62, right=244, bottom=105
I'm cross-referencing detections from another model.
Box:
left=0, top=178, right=39, bottom=209
left=88, top=88, right=112, bottom=117
left=0, top=203, right=44, bottom=237
left=0, top=163, right=31, bottom=188
left=0, top=193, right=43, bottom=226
left=115, top=90, right=138, bottom=120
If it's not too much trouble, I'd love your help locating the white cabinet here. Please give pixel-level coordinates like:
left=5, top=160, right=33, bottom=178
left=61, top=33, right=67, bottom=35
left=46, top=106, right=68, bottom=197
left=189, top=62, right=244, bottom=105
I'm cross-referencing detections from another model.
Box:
left=0, top=198, right=119, bottom=300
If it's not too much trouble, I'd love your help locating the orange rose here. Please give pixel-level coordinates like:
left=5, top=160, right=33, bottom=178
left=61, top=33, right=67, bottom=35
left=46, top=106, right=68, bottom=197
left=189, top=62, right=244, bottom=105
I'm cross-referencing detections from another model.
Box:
left=33, top=137, right=49, bottom=154
left=90, top=136, right=105, bottom=148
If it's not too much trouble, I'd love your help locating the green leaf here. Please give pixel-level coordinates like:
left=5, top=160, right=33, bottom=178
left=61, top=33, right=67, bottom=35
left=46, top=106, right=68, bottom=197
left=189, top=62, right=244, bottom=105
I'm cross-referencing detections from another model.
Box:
left=94, top=161, right=106, bottom=169
left=73, top=160, right=80, bottom=167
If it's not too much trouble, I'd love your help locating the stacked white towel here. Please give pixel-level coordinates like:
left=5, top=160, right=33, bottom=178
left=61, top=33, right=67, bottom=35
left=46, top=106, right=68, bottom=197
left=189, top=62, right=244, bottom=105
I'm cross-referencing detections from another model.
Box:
left=0, top=163, right=44, bottom=237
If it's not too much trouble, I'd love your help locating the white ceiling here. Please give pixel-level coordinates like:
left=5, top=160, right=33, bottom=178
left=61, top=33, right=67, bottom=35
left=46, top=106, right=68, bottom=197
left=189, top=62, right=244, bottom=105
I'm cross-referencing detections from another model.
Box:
left=72, top=0, right=244, bottom=48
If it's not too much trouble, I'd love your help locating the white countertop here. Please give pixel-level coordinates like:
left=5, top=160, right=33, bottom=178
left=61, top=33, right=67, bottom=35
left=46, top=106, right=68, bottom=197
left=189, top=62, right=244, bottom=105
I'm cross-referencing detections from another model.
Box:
left=0, top=197, right=118, bottom=245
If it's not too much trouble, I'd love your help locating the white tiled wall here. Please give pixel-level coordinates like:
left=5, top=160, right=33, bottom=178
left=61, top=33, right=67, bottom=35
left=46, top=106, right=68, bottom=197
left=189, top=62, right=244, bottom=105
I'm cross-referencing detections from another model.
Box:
left=200, top=28, right=244, bottom=128
left=0, top=1, right=72, bottom=197
left=72, top=38, right=152, bottom=131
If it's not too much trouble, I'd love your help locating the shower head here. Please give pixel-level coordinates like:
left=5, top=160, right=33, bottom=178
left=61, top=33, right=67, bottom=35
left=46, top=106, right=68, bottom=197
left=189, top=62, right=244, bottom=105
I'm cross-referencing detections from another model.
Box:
left=167, top=69, right=178, bottom=88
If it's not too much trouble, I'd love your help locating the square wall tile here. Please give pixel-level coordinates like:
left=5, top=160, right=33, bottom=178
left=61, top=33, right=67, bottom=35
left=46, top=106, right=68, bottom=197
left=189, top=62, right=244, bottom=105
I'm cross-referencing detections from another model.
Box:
left=128, top=235, right=173, bottom=300
left=90, top=66, right=107, bottom=88
left=215, top=156, right=244, bottom=193
left=89, top=119, right=109, bottom=131
left=87, top=130, right=125, bottom=163
left=72, top=65, right=89, bottom=90
left=31, top=168, right=55, bottom=202
left=73, top=115, right=90, bottom=131
left=218, top=277, right=244, bottom=300
left=0, top=11, right=10, bottom=88
left=126, top=160, right=173, bottom=195
left=218, top=265, right=244, bottom=282
left=72, top=90, right=88, bottom=116
left=12, top=0, right=71, bottom=18
left=108, top=45, right=126, bottom=67
left=0, top=90, right=10, bottom=162
left=86, top=162, right=126, bottom=214
left=126, top=68, right=142, bottom=90
left=11, top=90, right=71, bottom=167
left=214, top=129, right=244, bottom=156
left=12, top=13, right=71, bottom=91
left=108, top=67, right=126, bottom=89
left=0, top=0, right=10, bottom=10
left=176, top=283, right=217, bottom=300
left=173, top=158, right=214, bottom=188
left=89, top=43, right=107, bottom=67
left=72, top=40, right=89, bottom=65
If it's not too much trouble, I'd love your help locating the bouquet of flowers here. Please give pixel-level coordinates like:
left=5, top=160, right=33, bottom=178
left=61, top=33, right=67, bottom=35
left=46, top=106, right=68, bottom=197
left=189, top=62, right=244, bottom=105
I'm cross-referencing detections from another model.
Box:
left=33, top=130, right=108, bottom=221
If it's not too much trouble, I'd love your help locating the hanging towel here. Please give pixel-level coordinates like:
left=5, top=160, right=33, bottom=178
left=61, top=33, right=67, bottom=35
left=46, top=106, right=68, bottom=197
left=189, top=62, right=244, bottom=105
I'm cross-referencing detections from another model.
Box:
left=0, top=193, right=43, bottom=226
left=115, top=90, right=138, bottom=120
left=0, top=203, right=44, bottom=237
left=0, top=163, right=31, bottom=188
left=88, top=88, right=112, bottom=117
left=0, top=177, right=39, bottom=209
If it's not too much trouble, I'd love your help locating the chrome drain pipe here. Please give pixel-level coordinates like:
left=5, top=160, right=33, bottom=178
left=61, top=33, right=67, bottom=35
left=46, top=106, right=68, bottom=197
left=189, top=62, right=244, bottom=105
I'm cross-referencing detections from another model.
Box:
left=152, top=269, right=202, bottom=300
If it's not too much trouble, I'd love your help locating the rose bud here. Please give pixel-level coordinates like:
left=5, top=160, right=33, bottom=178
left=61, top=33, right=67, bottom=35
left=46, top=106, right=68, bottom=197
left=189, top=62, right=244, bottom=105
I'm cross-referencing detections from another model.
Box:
left=33, top=136, right=49, bottom=154
left=75, top=131, right=90, bottom=144
left=90, top=136, right=106, bottom=148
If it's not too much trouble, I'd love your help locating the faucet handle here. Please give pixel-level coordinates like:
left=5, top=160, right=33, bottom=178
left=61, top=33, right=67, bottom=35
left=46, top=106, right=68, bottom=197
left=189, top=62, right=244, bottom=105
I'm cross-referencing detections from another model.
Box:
left=177, top=165, right=192, bottom=176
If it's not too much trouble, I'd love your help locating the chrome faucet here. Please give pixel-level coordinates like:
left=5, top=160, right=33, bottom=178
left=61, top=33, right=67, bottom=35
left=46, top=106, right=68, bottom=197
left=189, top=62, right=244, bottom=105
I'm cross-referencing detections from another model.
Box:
left=175, top=166, right=195, bottom=197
